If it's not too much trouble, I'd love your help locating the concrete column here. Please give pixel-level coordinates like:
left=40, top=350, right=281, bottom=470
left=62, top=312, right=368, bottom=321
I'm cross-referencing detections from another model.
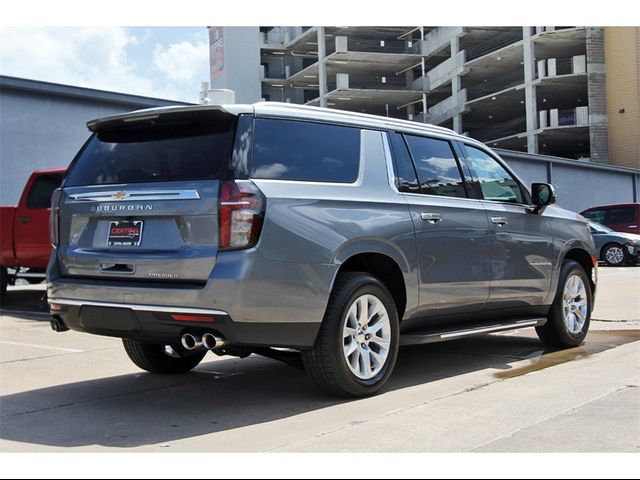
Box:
left=336, top=73, right=349, bottom=89
left=523, top=27, right=539, bottom=154
left=586, top=27, right=609, bottom=163
left=451, top=34, right=463, bottom=133
left=317, top=27, right=328, bottom=108
left=407, top=103, right=415, bottom=120
left=420, top=27, right=427, bottom=122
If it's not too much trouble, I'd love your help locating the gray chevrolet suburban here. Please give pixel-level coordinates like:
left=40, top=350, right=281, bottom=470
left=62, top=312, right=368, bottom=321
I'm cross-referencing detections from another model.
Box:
left=47, top=103, right=597, bottom=397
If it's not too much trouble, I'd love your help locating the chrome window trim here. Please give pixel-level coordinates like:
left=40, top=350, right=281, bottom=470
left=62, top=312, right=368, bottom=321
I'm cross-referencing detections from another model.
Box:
left=48, top=298, right=228, bottom=316
left=67, top=190, right=201, bottom=202
left=382, top=132, right=401, bottom=195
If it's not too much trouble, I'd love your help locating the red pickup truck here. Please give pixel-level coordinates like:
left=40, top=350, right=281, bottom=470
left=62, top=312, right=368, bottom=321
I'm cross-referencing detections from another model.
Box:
left=1, top=168, right=66, bottom=300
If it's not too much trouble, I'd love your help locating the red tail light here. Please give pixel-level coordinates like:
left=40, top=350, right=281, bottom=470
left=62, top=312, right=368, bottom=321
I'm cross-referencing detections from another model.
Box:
left=218, top=180, right=265, bottom=251
left=49, top=189, right=62, bottom=248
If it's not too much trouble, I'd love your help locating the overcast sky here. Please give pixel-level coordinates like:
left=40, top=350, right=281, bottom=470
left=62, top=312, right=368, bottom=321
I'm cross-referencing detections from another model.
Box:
left=0, top=27, right=210, bottom=103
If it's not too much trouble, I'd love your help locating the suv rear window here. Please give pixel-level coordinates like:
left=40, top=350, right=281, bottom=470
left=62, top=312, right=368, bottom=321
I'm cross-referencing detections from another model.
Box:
left=65, top=114, right=236, bottom=186
left=250, top=119, right=360, bottom=183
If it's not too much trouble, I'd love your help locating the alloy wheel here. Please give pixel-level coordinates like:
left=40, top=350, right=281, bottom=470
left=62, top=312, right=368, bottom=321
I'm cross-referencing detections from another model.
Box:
left=342, top=294, right=392, bottom=380
left=562, top=274, right=588, bottom=334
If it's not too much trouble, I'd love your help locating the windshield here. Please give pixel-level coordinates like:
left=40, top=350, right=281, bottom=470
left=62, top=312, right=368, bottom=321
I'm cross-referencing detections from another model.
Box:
left=589, top=221, right=614, bottom=234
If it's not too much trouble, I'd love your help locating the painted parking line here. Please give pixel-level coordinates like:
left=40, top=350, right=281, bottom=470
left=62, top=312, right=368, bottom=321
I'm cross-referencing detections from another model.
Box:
left=0, top=340, right=83, bottom=354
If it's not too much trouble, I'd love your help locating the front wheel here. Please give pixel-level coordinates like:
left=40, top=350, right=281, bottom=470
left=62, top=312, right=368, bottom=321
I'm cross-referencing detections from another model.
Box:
left=122, top=339, right=206, bottom=374
left=302, top=272, right=400, bottom=398
left=536, top=260, right=592, bottom=348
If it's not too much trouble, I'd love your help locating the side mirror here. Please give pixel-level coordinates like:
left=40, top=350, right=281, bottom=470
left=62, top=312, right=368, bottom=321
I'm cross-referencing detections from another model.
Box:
left=531, top=183, right=557, bottom=213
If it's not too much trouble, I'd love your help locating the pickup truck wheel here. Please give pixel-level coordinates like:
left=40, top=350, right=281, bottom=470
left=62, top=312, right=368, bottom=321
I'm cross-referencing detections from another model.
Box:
left=0, top=267, right=8, bottom=300
left=302, top=272, right=399, bottom=398
left=122, top=339, right=206, bottom=374
left=602, top=243, right=626, bottom=266
left=536, top=260, right=592, bottom=348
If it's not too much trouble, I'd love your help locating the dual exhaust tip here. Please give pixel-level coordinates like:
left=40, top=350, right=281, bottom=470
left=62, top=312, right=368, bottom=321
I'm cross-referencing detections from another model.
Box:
left=181, top=332, right=227, bottom=351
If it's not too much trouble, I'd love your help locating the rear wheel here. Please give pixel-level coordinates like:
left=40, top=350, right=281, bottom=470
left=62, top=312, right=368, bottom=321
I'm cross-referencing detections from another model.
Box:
left=302, top=272, right=399, bottom=398
left=122, top=339, right=206, bottom=374
left=536, top=260, right=592, bottom=348
left=602, top=243, right=626, bottom=266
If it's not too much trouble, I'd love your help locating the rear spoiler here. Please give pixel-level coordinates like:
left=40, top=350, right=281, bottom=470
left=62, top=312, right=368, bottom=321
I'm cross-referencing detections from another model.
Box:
left=87, top=104, right=254, bottom=132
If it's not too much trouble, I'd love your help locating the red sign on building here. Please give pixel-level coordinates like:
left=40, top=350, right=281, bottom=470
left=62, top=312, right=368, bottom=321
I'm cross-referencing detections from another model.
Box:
left=209, top=27, right=225, bottom=81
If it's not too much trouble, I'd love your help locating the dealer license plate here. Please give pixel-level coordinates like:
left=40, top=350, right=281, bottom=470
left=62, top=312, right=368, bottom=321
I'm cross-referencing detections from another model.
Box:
left=107, top=221, right=143, bottom=246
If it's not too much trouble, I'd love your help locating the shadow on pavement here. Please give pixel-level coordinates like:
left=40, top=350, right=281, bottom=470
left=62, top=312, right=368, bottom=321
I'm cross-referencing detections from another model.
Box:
left=1, top=316, right=636, bottom=450
left=0, top=288, right=49, bottom=316
left=0, top=334, right=550, bottom=450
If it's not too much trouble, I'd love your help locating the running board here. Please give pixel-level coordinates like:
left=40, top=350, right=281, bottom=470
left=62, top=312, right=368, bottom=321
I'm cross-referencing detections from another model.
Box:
left=399, top=318, right=547, bottom=346
left=15, top=272, right=46, bottom=279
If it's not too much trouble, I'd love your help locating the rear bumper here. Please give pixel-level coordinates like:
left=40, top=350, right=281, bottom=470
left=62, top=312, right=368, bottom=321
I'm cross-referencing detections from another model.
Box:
left=46, top=249, right=335, bottom=348
left=48, top=297, right=320, bottom=348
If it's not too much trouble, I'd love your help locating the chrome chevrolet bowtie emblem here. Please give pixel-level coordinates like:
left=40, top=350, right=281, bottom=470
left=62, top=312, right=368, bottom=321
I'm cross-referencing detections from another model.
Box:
left=111, top=191, right=129, bottom=200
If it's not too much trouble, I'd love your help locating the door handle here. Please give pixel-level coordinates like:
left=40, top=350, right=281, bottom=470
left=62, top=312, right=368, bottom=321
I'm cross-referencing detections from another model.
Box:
left=421, top=212, right=442, bottom=224
left=629, top=225, right=638, bottom=229
left=19, top=215, right=31, bottom=224
left=491, top=216, right=508, bottom=226
left=100, top=263, right=135, bottom=274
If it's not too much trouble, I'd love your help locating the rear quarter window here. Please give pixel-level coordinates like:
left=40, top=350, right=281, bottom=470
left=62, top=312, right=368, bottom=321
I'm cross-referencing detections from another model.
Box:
left=250, top=119, right=361, bottom=183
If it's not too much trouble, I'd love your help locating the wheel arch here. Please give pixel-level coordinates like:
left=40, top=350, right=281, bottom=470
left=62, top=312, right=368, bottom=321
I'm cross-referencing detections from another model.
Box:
left=331, top=240, right=417, bottom=321
left=562, top=246, right=597, bottom=295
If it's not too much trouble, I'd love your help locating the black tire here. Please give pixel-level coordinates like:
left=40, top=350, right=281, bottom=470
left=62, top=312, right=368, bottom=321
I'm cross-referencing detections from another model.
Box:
left=602, top=243, right=626, bottom=267
left=536, top=260, right=592, bottom=348
left=0, top=267, right=8, bottom=303
left=302, top=272, right=400, bottom=398
left=122, top=339, right=206, bottom=374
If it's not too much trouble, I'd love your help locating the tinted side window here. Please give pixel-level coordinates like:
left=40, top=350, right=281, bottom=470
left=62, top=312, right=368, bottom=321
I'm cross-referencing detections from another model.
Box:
left=388, top=132, right=420, bottom=194
left=26, top=173, right=65, bottom=209
left=464, top=146, right=524, bottom=204
left=251, top=119, right=360, bottom=183
left=582, top=209, right=605, bottom=224
left=606, top=206, right=634, bottom=224
left=404, top=135, right=467, bottom=198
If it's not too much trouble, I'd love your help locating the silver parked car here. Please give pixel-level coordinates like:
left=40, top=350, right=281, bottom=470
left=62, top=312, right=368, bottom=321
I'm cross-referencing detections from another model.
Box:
left=47, top=103, right=597, bottom=397
left=589, top=221, right=640, bottom=266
